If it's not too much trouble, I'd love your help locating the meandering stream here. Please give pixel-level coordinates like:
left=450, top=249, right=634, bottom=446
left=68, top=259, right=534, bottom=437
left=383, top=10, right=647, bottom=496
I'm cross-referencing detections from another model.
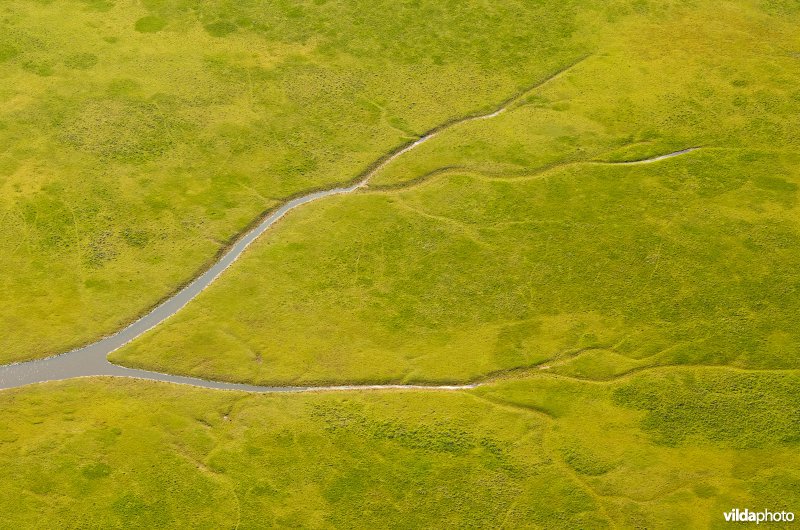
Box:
left=0, top=61, right=697, bottom=392
left=0, top=86, right=519, bottom=392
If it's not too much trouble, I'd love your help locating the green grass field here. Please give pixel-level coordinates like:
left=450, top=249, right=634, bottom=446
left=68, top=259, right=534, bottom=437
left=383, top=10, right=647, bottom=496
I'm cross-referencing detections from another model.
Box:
left=2, top=0, right=799, bottom=528
left=0, top=0, right=583, bottom=363
left=1, top=367, right=796, bottom=528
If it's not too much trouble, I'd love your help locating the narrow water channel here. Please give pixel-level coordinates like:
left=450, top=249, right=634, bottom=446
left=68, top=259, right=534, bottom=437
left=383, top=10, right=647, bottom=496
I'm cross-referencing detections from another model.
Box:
left=0, top=58, right=697, bottom=392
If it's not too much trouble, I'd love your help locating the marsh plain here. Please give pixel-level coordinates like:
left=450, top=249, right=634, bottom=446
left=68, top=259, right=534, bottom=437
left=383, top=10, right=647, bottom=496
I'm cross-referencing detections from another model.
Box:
left=0, top=0, right=798, bottom=528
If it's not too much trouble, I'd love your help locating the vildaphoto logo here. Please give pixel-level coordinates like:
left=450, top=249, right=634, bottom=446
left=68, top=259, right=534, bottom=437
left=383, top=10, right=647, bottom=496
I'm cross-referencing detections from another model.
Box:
left=724, top=508, right=795, bottom=524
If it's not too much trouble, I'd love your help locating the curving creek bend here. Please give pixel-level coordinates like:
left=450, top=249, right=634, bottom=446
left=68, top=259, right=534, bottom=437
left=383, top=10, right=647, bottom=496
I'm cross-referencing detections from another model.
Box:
left=0, top=101, right=503, bottom=393
left=0, top=62, right=697, bottom=393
